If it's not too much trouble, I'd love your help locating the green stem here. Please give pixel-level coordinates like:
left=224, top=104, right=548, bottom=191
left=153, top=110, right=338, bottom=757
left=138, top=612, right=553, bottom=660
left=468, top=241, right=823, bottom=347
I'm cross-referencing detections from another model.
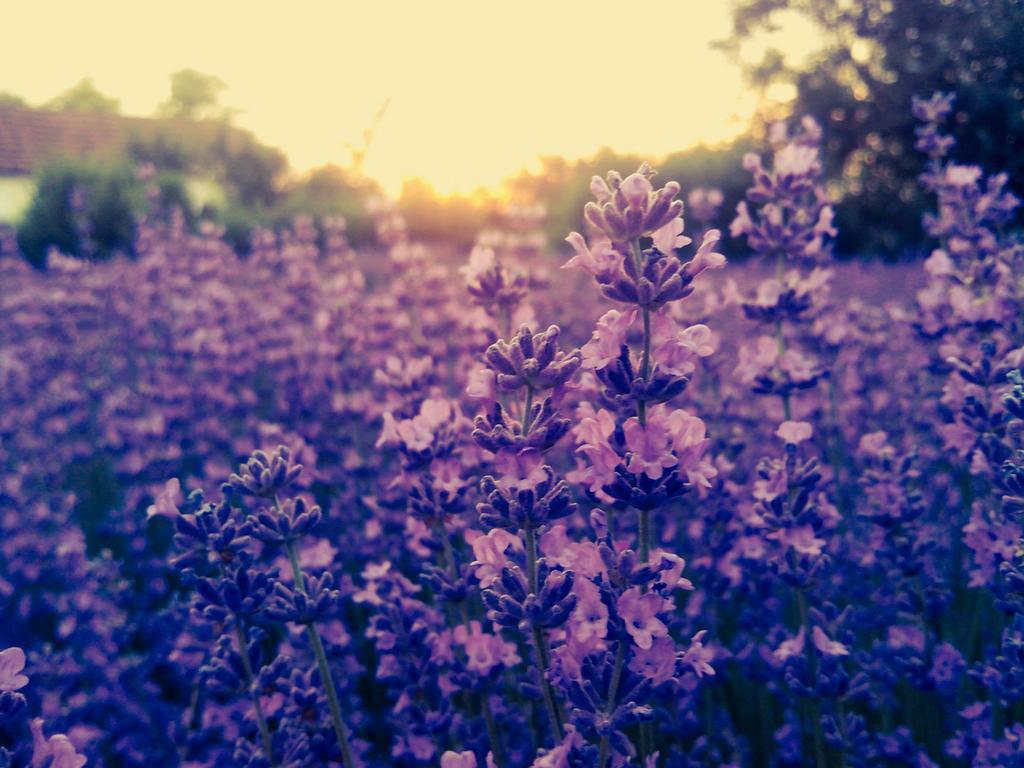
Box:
left=285, top=540, right=357, bottom=768
left=631, top=239, right=651, bottom=426
left=597, top=641, right=627, bottom=768
left=436, top=523, right=507, bottom=768
left=525, top=525, right=565, bottom=740
left=523, top=384, right=535, bottom=435
left=525, top=525, right=540, bottom=595
left=531, top=626, right=564, bottom=742
left=774, top=251, right=792, bottom=421
left=481, top=682, right=507, bottom=768
left=633, top=242, right=654, bottom=564
left=639, top=507, right=651, bottom=566
left=234, top=619, right=277, bottom=766
left=796, top=591, right=827, bottom=768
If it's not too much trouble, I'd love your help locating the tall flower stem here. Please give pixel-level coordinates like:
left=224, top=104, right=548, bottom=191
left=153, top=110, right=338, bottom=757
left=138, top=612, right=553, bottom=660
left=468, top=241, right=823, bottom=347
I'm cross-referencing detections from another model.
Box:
left=233, top=619, right=277, bottom=766
left=638, top=508, right=651, bottom=566
left=597, top=640, right=627, bottom=768
left=522, top=384, right=535, bottom=434
left=637, top=302, right=653, bottom=563
left=284, top=539, right=357, bottom=768
left=632, top=240, right=655, bottom=564
left=525, top=524, right=565, bottom=741
left=480, top=684, right=507, bottom=768
left=796, top=590, right=827, bottom=768
left=435, top=522, right=508, bottom=768
left=774, top=251, right=792, bottom=421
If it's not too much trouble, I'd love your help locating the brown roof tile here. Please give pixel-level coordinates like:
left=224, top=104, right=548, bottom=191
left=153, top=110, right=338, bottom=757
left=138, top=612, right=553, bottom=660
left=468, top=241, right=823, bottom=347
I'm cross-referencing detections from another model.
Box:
left=0, top=105, right=245, bottom=175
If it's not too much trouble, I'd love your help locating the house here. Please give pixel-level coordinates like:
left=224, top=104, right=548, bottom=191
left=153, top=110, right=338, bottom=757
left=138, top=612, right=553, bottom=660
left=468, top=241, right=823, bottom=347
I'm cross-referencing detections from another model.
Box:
left=0, top=105, right=235, bottom=222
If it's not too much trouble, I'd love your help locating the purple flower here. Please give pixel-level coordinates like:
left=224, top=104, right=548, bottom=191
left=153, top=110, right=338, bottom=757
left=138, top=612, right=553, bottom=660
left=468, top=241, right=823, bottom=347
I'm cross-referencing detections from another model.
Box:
left=776, top=420, right=813, bottom=445
left=618, top=587, right=668, bottom=650
left=0, top=647, right=29, bottom=691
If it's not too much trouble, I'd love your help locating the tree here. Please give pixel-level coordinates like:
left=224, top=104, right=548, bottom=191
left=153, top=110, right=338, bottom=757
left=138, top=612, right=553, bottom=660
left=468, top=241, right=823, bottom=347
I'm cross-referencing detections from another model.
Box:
left=157, top=69, right=228, bottom=121
left=0, top=92, right=27, bottom=107
left=723, top=0, right=1024, bottom=258
left=44, top=78, right=120, bottom=114
left=17, top=159, right=140, bottom=267
left=214, top=128, right=287, bottom=209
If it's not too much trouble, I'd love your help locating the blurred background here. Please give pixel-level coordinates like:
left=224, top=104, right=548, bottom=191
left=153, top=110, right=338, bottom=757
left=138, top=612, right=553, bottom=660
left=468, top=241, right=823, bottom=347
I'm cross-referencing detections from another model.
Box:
left=1, top=0, right=1021, bottom=265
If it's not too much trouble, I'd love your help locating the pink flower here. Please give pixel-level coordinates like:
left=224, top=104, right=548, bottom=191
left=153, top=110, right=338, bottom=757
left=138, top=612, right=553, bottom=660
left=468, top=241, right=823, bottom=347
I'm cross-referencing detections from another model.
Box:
left=30, top=719, right=87, bottom=768
left=540, top=526, right=605, bottom=578
left=651, top=550, right=694, bottom=591
left=628, top=636, right=677, bottom=684
left=776, top=421, right=813, bottom=445
left=650, top=311, right=714, bottom=377
left=623, top=417, right=676, bottom=480
left=811, top=626, right=849, bottom=656
left=581, top=309, right=637, bottom=370
left=430, top=456, right=466, bottom=495
left=298, top=538, right=338, bottom=570
left=665, top=410, right=717, bottom=488
left=774, top=627, right=805, bottom=662
left=619, top=172, right=654, bottom=208
left=574, top=407, right=621, bottom=493
left=651, top=216, right=691, bottom=255
left=768, top=524, right=826, bottom=556
left=494, top=448, right=548, bottom=492
left=0, top=647, right=28, bottom=691
left=470, top=529, right=521, bottom=587
left=375, top=412, right=401, bottom=448
left=146, top=478, right=182, bottom=519
left=734, top=336, right=778, bottom=384
left=455, top=621, right=521, bottom=675
left=687, top=187, right=724, bottom=221
left=590, top=175, right=612, bottom=203
left=441, top=751, right=477, bottom=768
left=618, top=587, right=668, bottom=650
left=567, top=577, right=608, bottom=648
left=379, top=398, right=457, bottom=452
left=858, top=431, right=894, bottom=459
left=529, top=725, right=585, bottom=767
left=459, top=245, right=496, bottom=283
left=888, top=625, right=926, bottom=653
left=686, top=229, right=727, bottom=277
left=924, top=248, right=955, bottom=277
left=466, top=367, right=497, bottom=402
left=779, top=349, right=819, bottom=383
left=563, top=232, right=619, bottom=276
left=774, top=143, right=820, bottom=177
left=681, top=630, right=715, bottom=677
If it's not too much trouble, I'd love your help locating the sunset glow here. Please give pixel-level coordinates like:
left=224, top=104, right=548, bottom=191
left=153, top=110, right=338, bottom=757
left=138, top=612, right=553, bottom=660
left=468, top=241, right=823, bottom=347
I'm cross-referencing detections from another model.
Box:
left=3, top=1, right=817, bottom=194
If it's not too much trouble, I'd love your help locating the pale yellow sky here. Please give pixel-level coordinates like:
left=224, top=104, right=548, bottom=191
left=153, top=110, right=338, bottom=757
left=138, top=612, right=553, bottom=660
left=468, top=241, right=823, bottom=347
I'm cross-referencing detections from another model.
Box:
left=1, top=1, right=816, bottom=194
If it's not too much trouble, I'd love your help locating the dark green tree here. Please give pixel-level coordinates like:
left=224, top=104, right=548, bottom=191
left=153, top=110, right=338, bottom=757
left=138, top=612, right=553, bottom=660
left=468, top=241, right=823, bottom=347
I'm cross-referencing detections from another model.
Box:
left=723, top=0, right=1024, bottom=257
left=17, top=159, right=139, bottom=267
left=157, top=69, right=229, bottom=121
left=217, top=130, right=287, bottom=209
left=44, top=78, right=120, bottom=114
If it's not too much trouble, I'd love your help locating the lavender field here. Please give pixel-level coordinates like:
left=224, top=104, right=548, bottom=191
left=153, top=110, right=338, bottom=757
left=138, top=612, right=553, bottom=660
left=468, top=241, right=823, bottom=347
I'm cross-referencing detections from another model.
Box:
left=3, top=1, right=1024, bottom=763
left=2, top=88, right=1023, bottom=768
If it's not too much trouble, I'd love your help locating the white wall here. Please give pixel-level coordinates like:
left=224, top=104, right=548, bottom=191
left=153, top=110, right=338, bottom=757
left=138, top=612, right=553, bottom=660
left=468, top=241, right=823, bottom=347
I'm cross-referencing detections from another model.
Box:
left=0, top=176, right=35, bottom=223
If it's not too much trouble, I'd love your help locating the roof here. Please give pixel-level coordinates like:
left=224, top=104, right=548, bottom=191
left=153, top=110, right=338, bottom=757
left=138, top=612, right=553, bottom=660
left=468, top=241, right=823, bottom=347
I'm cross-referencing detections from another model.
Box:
left=0, top=105, right=247, bottom=175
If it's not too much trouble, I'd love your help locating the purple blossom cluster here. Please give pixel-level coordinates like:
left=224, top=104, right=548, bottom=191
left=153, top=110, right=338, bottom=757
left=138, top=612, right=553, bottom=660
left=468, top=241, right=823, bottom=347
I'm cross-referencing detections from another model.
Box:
left=3, top=92, right=1024, bottom=768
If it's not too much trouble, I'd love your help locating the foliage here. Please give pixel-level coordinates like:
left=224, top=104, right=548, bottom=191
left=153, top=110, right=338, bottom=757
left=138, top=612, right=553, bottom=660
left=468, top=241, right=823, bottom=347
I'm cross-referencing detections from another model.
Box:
left=156, top=68, right=229, bottom=121
left=15, top=158, right=194, bottom=267
left=16, top=159, right=138, bottom=266
left=723, top=0, right=1024, bottom=257
left=43, top=77, right=120, bottom=113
